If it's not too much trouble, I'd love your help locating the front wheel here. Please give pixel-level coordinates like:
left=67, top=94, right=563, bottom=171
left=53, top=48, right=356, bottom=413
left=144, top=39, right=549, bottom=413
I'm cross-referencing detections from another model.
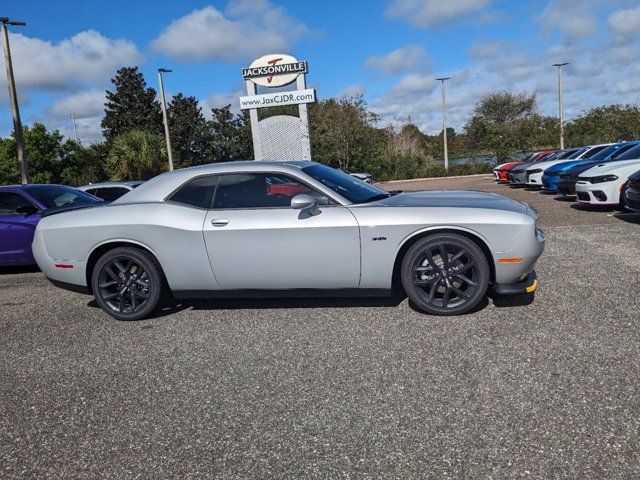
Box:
left=91, top=247, right=165, bottom=321
left=401, top=233, right=490, bottom=316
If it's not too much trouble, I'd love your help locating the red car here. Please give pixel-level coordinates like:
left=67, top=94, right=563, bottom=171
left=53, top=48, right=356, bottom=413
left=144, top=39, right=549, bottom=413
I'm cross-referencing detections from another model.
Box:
left=494, top=150, right=557, bottom=182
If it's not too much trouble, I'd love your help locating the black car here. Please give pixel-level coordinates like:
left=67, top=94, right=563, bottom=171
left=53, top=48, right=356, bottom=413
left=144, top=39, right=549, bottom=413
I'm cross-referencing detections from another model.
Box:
left=625, top=169, right=640, bottom=212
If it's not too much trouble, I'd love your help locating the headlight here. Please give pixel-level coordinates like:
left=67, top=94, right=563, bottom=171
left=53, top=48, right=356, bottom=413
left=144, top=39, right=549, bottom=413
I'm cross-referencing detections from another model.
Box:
left=528, top=169, right=543, bottom=174
left=588, top=174, right=618, bottom=184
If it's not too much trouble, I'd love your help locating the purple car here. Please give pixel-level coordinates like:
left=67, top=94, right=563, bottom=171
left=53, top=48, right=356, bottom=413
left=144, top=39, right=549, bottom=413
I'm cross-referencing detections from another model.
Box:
left=0, top=184, right=101, bottom=266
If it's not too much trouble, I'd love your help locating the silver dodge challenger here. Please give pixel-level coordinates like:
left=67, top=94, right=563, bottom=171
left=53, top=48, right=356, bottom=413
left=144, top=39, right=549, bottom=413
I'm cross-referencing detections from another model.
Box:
left=33, top=161, right=544, bottom=321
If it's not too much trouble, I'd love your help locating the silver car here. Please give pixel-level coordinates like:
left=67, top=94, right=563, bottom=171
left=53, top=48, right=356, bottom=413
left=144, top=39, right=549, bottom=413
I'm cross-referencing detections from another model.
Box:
left=33, top=161, right=544, bottom=320
left=78, top=181, right=144, bottom=201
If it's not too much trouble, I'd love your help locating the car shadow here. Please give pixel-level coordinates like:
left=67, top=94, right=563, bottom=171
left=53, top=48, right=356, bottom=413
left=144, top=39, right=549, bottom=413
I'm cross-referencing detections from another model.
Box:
left=87, top=294, right=406, bottom=319
left=553, top=195, right=576, bottom=202
left=612, top=212, right=640, bottom=224
left=570, top=203, right=613, bottom=212
left=184, top=295, right=405, bottom=312
left=0, top=265, right=40, bottom=275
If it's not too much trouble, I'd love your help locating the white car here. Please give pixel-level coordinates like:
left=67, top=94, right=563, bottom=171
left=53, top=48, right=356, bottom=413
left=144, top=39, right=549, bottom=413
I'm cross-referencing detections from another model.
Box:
left=575, top=158, right=640, bottom=207
left=523, top=144, right=613, bottom=187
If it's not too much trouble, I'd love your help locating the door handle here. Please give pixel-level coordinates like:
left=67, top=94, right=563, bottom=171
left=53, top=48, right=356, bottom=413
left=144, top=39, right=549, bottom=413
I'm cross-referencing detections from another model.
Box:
left=211, top=218, right=229, bottom=227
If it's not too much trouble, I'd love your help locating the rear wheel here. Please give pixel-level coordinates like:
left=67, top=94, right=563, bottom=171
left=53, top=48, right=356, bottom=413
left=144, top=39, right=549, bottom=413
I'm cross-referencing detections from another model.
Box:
left=91, top=247, right=164, bottom=320
left=401, top=233, right=490, bottom=316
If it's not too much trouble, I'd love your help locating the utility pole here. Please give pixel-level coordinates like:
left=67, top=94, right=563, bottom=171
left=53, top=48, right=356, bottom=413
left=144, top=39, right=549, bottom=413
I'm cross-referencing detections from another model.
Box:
left=436, top=77, right=451, bottom=171
left=553, top=63, right=569, bottom=150
left=1, top=17, right=28, bottom=184
left=68, top=112, right=79, bottom=143
left=157, top=68, right=174, bottom=171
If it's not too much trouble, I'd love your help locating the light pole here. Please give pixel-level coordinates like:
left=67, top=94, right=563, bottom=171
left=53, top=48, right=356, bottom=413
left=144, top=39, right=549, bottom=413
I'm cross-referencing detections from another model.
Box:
left=553, top=62, right=569, bottom=150
left=68, top=112, right=79, bottom=143
left=1, top=17, right=29, bottom=184
left=157, top=68, right=174, bottom=171
left=436, top=77, right=451, bottom=171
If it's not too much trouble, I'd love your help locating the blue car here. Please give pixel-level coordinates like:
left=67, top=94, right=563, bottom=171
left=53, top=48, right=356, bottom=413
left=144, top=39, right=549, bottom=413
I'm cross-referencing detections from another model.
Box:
left=542, top=142, right=639, bottom=193
left=556, top=142, right=640, bottom=195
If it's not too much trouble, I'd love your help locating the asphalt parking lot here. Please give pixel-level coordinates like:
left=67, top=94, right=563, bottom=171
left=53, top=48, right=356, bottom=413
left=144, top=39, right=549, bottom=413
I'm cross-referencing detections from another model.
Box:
left=1, top=175, right=639, bottom=478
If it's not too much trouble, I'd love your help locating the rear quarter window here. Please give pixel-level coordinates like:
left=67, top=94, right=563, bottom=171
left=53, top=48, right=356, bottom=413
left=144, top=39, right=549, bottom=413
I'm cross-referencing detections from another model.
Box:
left=169, top=176, right=218, bottom=209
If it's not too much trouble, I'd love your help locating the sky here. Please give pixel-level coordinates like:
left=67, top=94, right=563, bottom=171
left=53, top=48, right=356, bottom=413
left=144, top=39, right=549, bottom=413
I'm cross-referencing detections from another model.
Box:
left=1, top=0, right=639, bottom=144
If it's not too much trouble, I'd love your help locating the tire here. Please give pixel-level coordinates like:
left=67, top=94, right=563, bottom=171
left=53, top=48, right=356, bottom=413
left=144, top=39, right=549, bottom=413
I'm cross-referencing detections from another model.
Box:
left=401, top=233, right=490, bottom=316
left=91, top=247, right=165, bottom=321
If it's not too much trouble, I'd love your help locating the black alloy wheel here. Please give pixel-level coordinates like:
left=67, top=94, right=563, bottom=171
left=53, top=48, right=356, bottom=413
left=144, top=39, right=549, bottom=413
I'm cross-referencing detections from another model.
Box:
left=91, top=247, right=164, bottom=320
left=401, top=233, right=489, bottom=315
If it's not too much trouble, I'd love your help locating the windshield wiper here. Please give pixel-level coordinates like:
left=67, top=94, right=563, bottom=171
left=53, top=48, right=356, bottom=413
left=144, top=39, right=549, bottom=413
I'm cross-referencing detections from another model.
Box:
left=363, top=193, right=393, bottom=203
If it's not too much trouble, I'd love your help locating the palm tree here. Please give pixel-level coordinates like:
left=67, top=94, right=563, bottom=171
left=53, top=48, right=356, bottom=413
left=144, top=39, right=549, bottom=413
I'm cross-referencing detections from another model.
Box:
left=107, top=129, right=168, bottom=180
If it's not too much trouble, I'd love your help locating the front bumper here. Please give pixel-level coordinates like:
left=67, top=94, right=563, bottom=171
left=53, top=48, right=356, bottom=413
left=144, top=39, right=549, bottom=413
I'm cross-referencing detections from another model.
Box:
left=526, top=171, right=544, bottom=187
left=557, top=176, right=578, bottom=195
left=625, top=186, right=640, bottom=212
left=575, top=180, right=620, bottom=205
left=541, top=174, right=560, bottom=192
left=510, top=171, right=527, bottom=184
left=494, top=270, right=538, bottom=295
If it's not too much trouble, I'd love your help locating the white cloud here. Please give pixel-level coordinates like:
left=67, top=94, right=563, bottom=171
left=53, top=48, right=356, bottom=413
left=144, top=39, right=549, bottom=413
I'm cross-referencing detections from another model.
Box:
left=0, top=30, right=141, bottom=92
left=364, top=46, right=429, bottom=75
left=539, top=0, right=598, bottom=43
left=469, top=40, right=510, bottom=60
left=151, top=1, right=308, bottom=63
left=47, top=89, right=105, bottom=119
left=607, top=6, right=640, bottom=38
left=389, top=73, right=438, bottom=96
left=43, top=89, right=106, bottom=143
left=385, top=0, right=492, bottom=28
left=339, top=84, right=366, bottom=98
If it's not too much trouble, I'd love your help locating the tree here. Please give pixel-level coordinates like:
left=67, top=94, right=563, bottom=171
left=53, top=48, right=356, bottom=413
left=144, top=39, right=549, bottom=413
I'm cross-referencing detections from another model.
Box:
left=59, top=142, right=108, bottom=186
left=102, top=67, right=163, bottom=141
left=107, top=130, right=167, bottom=180
left=309, top=95, right=380, bottom=171
left=167, top=94, right=211, bottom=168
left=565, top=105, right=640, bottom=146
left=464, top=91, right=555, bottom=161
left=209, top=106, right=253, bottom=162
left=0, top=123, right=68, bottom=184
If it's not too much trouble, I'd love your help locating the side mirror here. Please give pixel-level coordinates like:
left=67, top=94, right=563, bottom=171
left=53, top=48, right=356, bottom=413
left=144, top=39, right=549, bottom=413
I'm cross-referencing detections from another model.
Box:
left=15, top=204, right=39, bottom=215
left=291, top=194, right=320, bottom=215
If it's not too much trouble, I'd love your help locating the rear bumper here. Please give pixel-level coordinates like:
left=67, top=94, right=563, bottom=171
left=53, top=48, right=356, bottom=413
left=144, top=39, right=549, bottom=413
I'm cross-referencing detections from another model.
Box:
left=494, top=270, right=538, bottom=295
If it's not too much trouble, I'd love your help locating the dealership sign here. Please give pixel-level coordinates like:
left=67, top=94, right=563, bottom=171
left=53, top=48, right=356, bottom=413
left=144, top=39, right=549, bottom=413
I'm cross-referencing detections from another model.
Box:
left=239, top=89, right=315, bottom=110
left=242, top=54, right=307, bottom=87
left=241, top=53, right=315, bottom=161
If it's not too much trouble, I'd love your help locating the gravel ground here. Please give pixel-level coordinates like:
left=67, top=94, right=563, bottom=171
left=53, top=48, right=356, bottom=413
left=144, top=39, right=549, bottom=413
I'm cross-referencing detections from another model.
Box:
left=1, top=176, right=639, bottom=478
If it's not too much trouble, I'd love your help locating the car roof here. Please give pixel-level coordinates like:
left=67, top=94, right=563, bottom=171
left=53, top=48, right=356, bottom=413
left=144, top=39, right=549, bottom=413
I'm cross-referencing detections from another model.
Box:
left=79, top=181, right=145, bottom=189
left=111, top=161, right=327, bottom=205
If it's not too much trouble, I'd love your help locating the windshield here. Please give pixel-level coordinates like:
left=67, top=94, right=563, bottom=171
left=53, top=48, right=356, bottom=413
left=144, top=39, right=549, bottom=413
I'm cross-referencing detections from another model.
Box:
left=588, top=145, right=618, bottom=161
left=566, top=148, right=587, bottom=159
left=24, top=185, right=100, bottom=209
left=609, top=143, right=639, bottom=160
left=302, top=164, right=390, bottom=204
left=615, top=144, right=640, bottom=161
left=581, top=145, right=608, bottom=159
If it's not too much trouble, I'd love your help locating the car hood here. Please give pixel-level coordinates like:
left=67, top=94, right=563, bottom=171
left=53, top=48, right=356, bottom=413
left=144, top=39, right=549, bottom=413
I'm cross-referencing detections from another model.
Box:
left=545, top=159, right=584, bottom=174
left=370, top=190, right=528, bottom=214
left=580, top=158, right=640, bottom=176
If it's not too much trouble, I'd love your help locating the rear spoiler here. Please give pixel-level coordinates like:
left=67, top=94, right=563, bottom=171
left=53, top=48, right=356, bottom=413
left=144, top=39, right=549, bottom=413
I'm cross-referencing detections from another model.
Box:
left=42, top=201, right=110, bottom=218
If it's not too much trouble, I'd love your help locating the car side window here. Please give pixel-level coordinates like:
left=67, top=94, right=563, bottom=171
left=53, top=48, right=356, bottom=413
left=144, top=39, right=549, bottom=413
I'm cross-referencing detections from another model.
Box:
left=92, top=187, right=129, bottom=201
left=169, top=175, right=218, bottom=209
left=0, top=192, right=34, bottom=214
left=212, top=173, right=333, bottom=209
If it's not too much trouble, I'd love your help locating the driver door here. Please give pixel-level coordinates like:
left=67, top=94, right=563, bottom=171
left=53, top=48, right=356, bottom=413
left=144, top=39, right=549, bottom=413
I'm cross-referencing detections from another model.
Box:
left=202, top=172, right=361, bottom=290
left=0, top=192, right=41, bottom=265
